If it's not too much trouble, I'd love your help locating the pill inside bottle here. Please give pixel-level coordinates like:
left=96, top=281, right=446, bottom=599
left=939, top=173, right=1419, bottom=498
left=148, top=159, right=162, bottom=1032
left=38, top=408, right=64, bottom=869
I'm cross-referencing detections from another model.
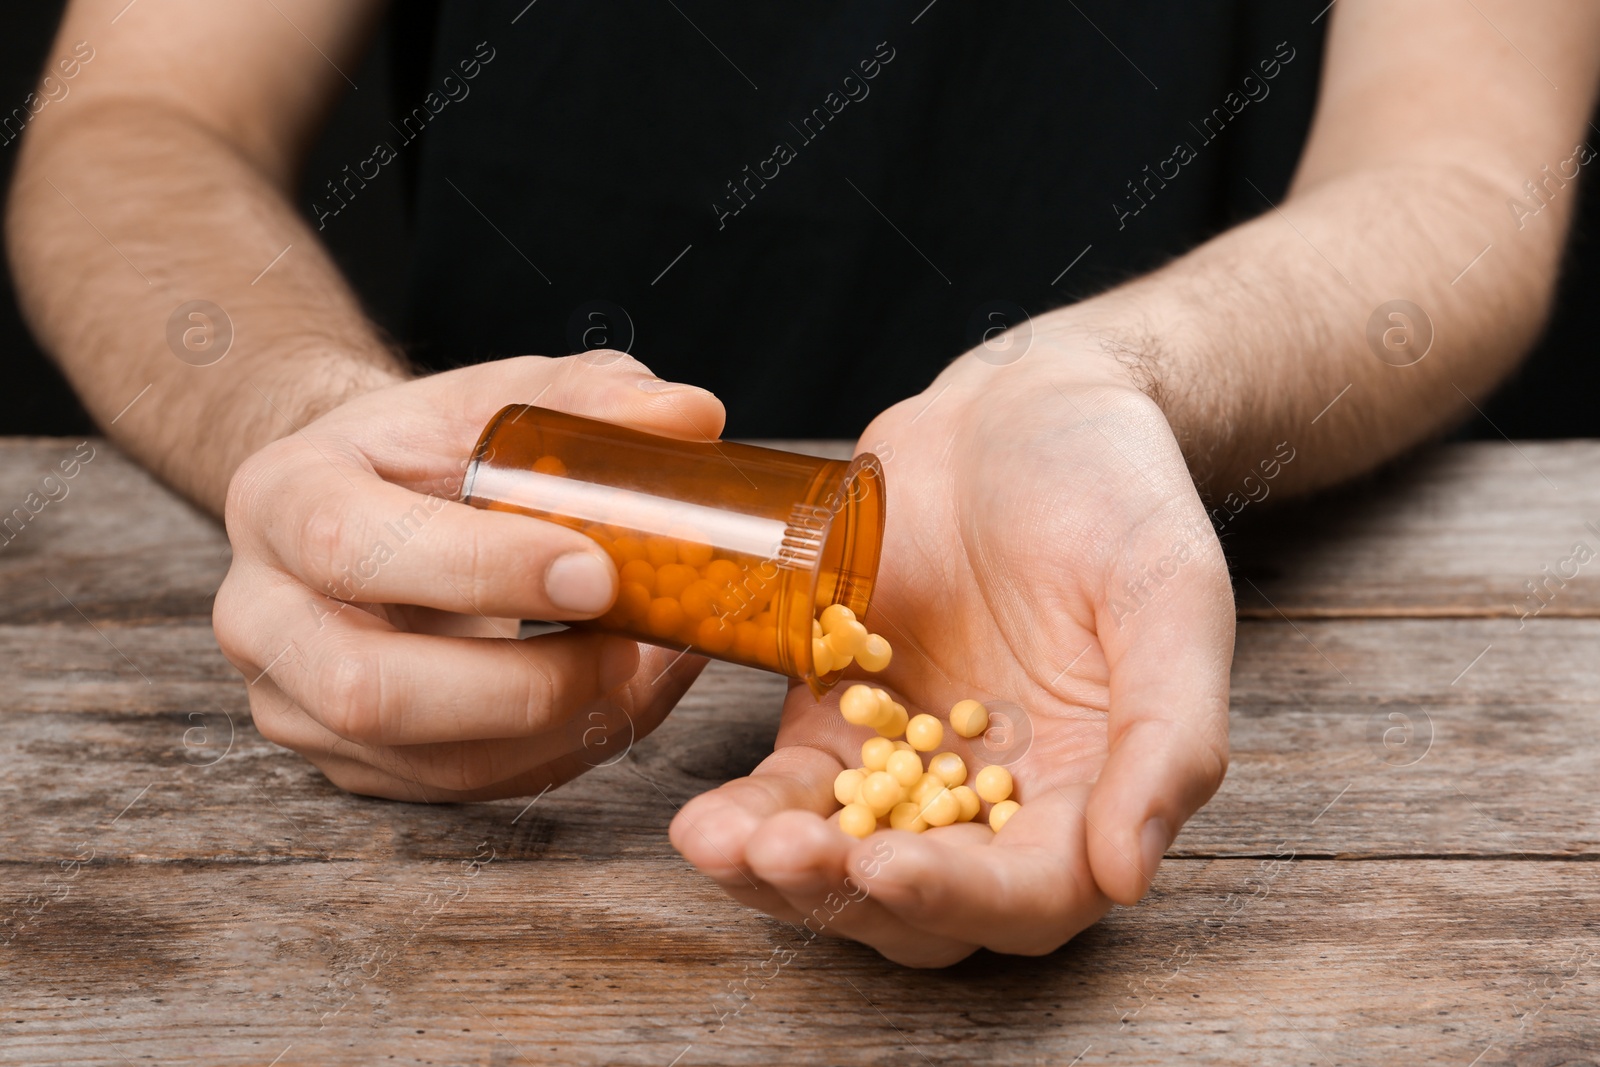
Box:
left=461, top=405, right=886, bottom=695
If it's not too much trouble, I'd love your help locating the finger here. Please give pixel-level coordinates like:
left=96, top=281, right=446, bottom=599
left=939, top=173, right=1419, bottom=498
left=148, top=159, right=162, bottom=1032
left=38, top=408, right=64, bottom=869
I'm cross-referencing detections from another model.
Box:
left=247, top=642, right=706, bottom=799
left=237, top=445, right=626, bottom=620
left=742, top=811, right=977, bottom=968
left=339, top=353, right=729, bottom=482
left=847, top=784, right=1110, bottom=955
left=235, top=575, right=641, bottom=746
left=669, top=745, right=844, bottom=924
left=684, top=743, right=978, bottom=966
left=1086, top=509, right=1234, bottom=905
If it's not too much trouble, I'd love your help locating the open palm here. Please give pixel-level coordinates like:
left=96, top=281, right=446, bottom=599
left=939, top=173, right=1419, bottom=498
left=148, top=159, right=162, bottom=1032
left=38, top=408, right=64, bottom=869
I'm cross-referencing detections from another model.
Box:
left=672, top=347, right=1235, bottom=966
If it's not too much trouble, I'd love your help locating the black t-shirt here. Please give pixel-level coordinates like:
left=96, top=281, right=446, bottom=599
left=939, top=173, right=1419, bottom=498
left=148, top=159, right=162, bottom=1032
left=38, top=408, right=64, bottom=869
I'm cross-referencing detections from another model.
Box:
left=377, top=1, right=1326, bottom=438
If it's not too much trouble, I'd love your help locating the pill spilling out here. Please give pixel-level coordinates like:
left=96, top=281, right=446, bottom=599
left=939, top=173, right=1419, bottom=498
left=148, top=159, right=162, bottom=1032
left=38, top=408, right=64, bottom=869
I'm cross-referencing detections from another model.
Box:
left=541, top=499, right=891, bottom=684
left=814, top=604, right=892, bottom=677
left=829, top=675, right=1022, bottom=838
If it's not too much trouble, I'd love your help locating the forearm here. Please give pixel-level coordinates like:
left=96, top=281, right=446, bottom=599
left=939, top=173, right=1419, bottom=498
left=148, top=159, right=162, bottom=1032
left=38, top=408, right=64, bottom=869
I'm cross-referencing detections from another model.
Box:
left=7, top=100, right=407, bottom=515
left=1067, top=156, right=1568, bottom=498
left=984, top=0, right=1600, bottom=502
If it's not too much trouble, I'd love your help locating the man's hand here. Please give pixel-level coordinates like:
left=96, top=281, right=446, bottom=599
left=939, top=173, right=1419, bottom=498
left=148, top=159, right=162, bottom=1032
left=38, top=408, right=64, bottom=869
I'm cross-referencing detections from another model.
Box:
left=214, top=354, right=724, bottom=801
left=670, top=330, right=1234, bottom=965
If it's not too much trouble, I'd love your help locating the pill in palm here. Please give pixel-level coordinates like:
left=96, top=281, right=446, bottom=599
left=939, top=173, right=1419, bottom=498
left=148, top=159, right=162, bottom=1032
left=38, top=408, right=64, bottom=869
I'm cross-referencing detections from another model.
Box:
left=975, top=764, right=1013, bottom=804
left=861, top=736, right=895, bottom=772
left=920, top=788, right=960, bottom=827
left=949, top=699, right=989, bottom=738
left=861, top=771, right=902, bottom=816
left=839, top=803, right=877, bottom=839
left=840, top=684, right=881, bottom=726
left=951, top=785, right=981, bottom=823
left=988, top=799, right=1021, bottom=832
left=855, top=633, right=892, bottom=672
left=874, top=701, right=909, bottom=739
left=886, top=749, right=923, bottom=787
left=834, top=768, right=866, bottom=806
left=910, top=772, right=946, bottom=806
left=889, top=800, right=928, bottom=833
left=905, top=713, right=943, bottom=752
left=928, top=751, right=966, bottom=787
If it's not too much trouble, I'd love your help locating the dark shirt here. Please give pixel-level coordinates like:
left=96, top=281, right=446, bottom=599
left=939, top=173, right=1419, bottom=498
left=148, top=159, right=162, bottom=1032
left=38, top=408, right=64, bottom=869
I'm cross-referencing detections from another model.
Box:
left=380, top=0, right=1327, bottom=438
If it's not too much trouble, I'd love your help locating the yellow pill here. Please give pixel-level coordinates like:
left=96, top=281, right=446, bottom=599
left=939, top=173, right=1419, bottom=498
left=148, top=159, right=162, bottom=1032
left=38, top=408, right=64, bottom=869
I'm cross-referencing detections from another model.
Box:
left=696, top=616, right=736, bottom=654
left=679, top=579, right=720, bottom=621
left=678, top=540, right=714, bottom=568
left=704, top=558, right=742, bottom=588
left=886, top=749, right=923, bottom=787
left=645, top=597, right=685, bottom=638
left=920, top=788, right=960, bottom=828
left=989, top=799, right=1020, bottom=832
left=755, top=625, right=780, bottom=669
left=874, top=701, right=908, bottom=739
left=892, top=739, right=915, bottom=753
left=840, top=684, right=881, bottom=726
left=855, top=633, right=892, bottom=672
left=825, top=619, right=869, bottom=659
left=975, top=764, right=1014, bottom=804
left=619, top=558, right=656, bottom=594
left=951, top=785, right=981, bottom=822
left=860, top=771, right=902, bottom=816
left=641, top=535, right=676, bottom=568
left=531, top=454, right=567, bottom=476
left=889, top=801, right=927, bottom=833
left=834, top=768, right=866, bottom=806
left=813, top=638, right=837, bottom=676
left=812, top=618, right=824, bottom=639
left=949, top=699, right=989, bottom=739
left=612, top=535, right=648, bottom=564
left=819, top=603, right=857, bottom=634
left=839, top=803, right=876, bottom=839
left=654, top=563, right=699, bottom=599
left=615, top=581, right=652, bottom=622
left=928, top=751, right=967, bottom=788
left=911, top=773, right=946, bottom=805
left=861, top=736, right=895, bottom=772
left=733, top=620, right=762, bottom=659
left=905, top=714, right=944, bottom=752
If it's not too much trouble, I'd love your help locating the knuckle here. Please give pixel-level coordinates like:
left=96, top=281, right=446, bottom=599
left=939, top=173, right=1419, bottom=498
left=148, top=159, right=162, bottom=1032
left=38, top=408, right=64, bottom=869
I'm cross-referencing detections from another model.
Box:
left=247, top=694, right=295, bottom=747
left=310, top=642, right=385, bottom=742
left=512, top=656, right=563, bottom=735
left=295, top=493, right=354, bottom=593
left=223, top=437, right=296, bottom=544
left=210, top=571, right=252, bottom=668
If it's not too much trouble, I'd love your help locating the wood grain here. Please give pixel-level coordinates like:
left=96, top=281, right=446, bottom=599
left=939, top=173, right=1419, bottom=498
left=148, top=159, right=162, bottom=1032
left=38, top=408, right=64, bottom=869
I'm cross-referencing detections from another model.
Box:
left=1225, top=441, right=1600, bottom=618
left=5, top=437, right=1600, bottom=1065
left=2, top=859, right=1595, bottom=1066
left=2, top=618, right=1596, bottom=863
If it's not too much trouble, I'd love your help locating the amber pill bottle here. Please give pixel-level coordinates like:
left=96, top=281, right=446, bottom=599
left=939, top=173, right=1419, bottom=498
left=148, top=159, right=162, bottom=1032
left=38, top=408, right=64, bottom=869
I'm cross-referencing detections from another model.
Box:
left=462, top=405, right=886, bottom=694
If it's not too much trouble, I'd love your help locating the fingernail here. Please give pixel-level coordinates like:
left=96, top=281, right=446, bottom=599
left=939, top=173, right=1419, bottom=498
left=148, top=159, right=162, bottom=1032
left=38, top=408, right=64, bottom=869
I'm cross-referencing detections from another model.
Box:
left=1140, top=816, right=1171, bottom=884
left=545, top=551, right=614, bottom=614
left=598, top=638, right=638, bottom=694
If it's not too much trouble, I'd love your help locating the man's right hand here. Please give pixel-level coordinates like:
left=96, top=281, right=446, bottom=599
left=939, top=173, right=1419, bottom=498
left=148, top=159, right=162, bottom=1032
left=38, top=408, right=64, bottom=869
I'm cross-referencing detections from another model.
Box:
left=213, top=354, right=724, bottom=800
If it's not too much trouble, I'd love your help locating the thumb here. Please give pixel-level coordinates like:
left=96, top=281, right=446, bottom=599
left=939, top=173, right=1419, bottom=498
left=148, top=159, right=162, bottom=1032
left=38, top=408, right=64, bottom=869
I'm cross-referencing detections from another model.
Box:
left=544, top=350, right=728, bottom=444
left=1083, top=519, right=1234, bottom=905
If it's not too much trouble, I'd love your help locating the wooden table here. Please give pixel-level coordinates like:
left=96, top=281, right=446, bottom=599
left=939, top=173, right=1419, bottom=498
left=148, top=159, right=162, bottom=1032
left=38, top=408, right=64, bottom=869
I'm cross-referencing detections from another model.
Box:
left=2, top=437, right=1597, bottom=1066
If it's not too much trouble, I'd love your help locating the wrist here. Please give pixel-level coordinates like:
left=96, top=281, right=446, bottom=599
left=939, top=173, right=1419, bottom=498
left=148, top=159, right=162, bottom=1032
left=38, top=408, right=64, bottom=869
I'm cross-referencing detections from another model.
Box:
left=935, top=294, right=1175, bottom=412
left=187, top=348, right=408, bottom=515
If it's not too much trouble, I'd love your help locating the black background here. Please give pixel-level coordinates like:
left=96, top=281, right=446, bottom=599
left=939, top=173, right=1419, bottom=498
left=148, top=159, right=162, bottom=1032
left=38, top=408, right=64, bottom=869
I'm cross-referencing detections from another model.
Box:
left=3, top=3, right=1595, bottom=440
